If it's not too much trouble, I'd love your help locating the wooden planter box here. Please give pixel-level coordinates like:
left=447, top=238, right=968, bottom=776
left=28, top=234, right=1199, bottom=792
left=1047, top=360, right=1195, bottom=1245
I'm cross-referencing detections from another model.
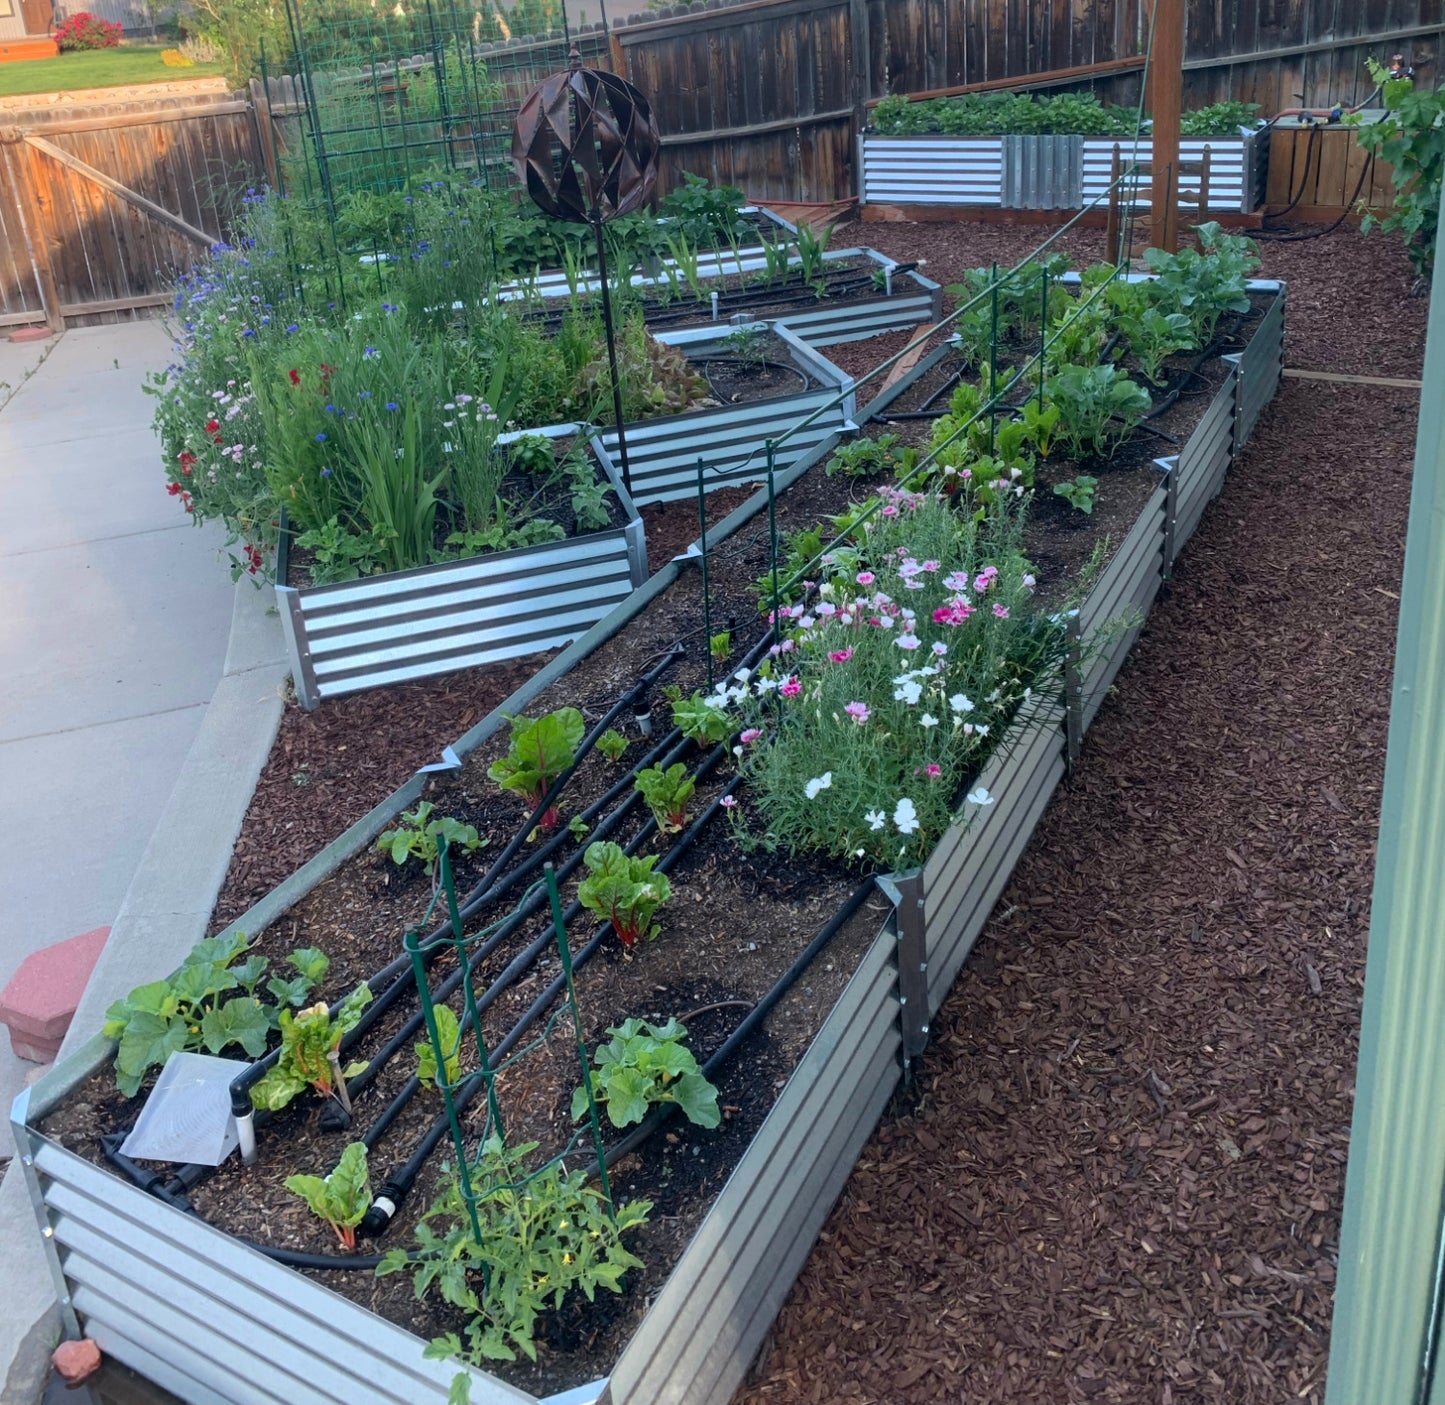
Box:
left=11, top=286, right=1284, bottom=1405
left=860, top=130, right=1269, bottom=214
left=274, top=327, right=854, bottom=706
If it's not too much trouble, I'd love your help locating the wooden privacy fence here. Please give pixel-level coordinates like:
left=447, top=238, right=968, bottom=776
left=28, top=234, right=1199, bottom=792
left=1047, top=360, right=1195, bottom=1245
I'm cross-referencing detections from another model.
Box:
left=0, top=92, right=267, bottom=329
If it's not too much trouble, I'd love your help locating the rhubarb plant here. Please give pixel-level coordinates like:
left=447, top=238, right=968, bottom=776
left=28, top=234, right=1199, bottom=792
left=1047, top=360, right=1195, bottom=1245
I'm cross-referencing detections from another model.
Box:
left=635, top=762, right=695, bottom=834
left=571, top=1017, right=720, bottom=1129
left=577, top=841, right=671, bottom=947
left=250, top=985, right=372, bottom=1112
left=487, top=707, right=585, bottom=830
left=285, top=1141, right=372, bottom=1250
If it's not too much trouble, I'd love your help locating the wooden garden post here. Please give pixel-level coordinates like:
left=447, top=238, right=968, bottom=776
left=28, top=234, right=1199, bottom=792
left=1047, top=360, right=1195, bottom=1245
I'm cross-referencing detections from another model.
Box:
left=1147, top=0, right=1184, bottom=253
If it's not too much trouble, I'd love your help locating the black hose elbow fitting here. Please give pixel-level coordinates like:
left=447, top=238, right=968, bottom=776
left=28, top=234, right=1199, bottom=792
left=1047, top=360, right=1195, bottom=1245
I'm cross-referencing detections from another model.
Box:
left=358, top=1177, right=409, bottom=1238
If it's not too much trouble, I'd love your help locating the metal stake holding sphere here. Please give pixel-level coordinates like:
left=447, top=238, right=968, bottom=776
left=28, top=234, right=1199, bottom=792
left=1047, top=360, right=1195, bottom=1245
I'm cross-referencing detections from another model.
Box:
left=512, top=49, right=662, bottom=496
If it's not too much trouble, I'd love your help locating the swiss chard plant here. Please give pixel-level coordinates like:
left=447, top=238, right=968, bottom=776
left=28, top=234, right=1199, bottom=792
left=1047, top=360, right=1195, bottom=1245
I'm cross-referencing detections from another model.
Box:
left=377, top=801, right=484, bottom=878
left=595, top=727, right=630, bottom=763
left=378, top=1136, right=652, bottom=1364
left=285, top=1141, right=372, bottom=1250
left=249, top=986, right=373, bottom=1112
left=635, top=762, right=696, bottom=835
left=577, top=841, right=672, bottom=947
left=416, top=1004, right=463, bottom=1090
left=487, top=707, right=586, bottom=831
left=103, top=933, right=277, bottom=1097
left=571, top=1017, right=721, bottom=1129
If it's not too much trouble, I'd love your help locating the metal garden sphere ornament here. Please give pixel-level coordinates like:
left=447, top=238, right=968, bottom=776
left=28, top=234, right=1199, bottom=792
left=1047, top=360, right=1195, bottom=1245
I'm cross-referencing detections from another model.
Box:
left=512, top=49, right=662, bottom=495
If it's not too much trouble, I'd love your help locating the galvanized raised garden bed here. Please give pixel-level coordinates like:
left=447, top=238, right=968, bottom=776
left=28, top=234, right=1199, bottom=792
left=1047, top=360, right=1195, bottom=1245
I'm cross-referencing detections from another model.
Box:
left=275, top=327, right=855, bottom=707
left=274, top=424, right=648, bottom=713
left=859, top=130, right=1268, bottom=214
left=590, top=322, right=856, bottom=507
left=12, top=285, right=1283, bottom=1405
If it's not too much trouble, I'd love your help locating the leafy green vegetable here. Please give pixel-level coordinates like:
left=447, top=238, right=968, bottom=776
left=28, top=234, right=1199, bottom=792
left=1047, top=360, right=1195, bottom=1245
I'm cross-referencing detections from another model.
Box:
left=576, top=841, right=672, bottom=947
left=285, top=1142, right=372, bottom=1250
left=486, top=708, right=585, bottom=829
left=1053, top=475, right=1100, bottom=514
left=634, top=762, right=695, bottom=835
left=571, top=1017, right=720, bottom=1129
left=595, top=727, right=630, bottom=763
left=265, top=946, right=331, bottom=1009
left=668, top=689, right=732, bottom=746
left=377, top=801, right=484, bottom=876
left=250, top=985, right=373, bottom=1112
left=416, top=1005, right=463, bottom=1090
left=1043, top=362, right=1152, bottom=461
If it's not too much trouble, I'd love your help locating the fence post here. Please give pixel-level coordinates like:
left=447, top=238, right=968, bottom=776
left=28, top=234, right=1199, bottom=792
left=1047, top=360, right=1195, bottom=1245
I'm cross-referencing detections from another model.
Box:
left=4, top=132, right=65, bottom=332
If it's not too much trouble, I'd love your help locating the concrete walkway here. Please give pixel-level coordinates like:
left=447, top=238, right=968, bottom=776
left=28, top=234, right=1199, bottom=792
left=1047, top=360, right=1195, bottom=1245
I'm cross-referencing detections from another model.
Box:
left=0, top=322, right=287, bottom=1403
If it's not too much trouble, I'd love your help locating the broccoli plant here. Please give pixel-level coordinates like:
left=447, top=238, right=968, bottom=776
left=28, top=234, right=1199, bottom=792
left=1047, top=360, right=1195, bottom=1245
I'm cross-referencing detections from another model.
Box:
left=571, top=1017, right=720, bottom=1129
left=285, top=1141, right=372, bottom=1250
left=1044, top=363, right=1152, bottom=461
left=577, top=841, right=672, bottom=947
left=1123, top=306, right=1197, bottom=384
left=487, top=707, right=586, bottom=831
left=250, top=986, right=372, bottom=1112
left=1053, top=475, right=1100, bottom=514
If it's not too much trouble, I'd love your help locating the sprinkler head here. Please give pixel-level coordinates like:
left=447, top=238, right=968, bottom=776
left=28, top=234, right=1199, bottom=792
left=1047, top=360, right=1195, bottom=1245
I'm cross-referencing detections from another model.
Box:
left=634, top=706, right=653, bottom=737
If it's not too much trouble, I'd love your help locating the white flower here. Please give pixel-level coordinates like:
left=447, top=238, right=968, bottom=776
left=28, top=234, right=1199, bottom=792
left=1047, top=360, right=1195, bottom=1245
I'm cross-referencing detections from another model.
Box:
left=865, top=808, right=886, bottom=831
left=919, top=713, right=939, bottom=729
left=932, top=641, right=948, bottom=657
left=895, top=634, right=921, bottom=651
left=819, top=582, right=834, bottom=599
left=949, top=693, right=974, bottom=713
left=975, top=724, right=989, bottom=737
left=966, top=787, right=995, bottom=807
left=893, top=797, right=920, bottom=834
left=733, top=667, right=752, bottom=684
left=893, top=679, right=923, bottom=705
left=804, top=772, right=833, bottom=799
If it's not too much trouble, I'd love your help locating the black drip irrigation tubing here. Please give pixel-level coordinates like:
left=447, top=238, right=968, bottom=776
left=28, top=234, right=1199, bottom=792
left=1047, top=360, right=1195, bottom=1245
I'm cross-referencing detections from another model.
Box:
left=101, top=873, right=876, bottom=1272
left=110, top=621, right=795, bottom=1256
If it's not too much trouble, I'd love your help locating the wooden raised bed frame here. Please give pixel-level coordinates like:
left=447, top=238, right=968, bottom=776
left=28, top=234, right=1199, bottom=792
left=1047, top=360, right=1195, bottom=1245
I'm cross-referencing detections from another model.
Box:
left=11, top=281, right=1285, bottom=1405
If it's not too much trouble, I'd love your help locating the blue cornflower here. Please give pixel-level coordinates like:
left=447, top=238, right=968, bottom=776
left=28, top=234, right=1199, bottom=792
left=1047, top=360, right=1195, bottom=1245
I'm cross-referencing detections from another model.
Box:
left=385, top=401, right=399, bottom=411
left=363, top=346, right=378, bottom=359
left=359, top=390, right=372, bottom=398
left=324, top=403, right=336, bottom=413
left=315, top=432, right=327, bottom=442
left=285, top=322, right=298, bottom=333
left=321, top=467, right=332, bottom=477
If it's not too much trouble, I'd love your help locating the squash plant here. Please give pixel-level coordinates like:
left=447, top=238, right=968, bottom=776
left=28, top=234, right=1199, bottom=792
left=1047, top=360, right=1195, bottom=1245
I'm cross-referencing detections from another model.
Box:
left=102, top=933, right=329, bottom=1097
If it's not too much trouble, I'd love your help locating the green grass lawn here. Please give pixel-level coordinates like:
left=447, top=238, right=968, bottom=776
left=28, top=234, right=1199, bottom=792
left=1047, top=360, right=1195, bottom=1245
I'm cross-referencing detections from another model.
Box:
left=0, top=43, right=228, bottom=98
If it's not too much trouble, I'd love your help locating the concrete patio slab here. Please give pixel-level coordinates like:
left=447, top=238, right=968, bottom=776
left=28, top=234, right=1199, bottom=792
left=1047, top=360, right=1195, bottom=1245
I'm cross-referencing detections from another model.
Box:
left=0, top=319, right=287, bottom=1405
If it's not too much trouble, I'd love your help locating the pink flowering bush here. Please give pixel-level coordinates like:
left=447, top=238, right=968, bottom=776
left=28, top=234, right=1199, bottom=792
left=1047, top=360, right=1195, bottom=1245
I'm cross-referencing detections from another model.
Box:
left=54, top=12, right=122, bottom=49
left=720, top=489, right=1065, bottom=868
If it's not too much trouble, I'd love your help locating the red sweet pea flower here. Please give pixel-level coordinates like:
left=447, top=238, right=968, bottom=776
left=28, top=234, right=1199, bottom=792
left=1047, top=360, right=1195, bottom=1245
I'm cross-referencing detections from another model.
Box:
left=166, top=482, right=183, bottom=496
left=204, top=418, right=219, bottom=433
left=319, top=362, right=335, bottom=386
left=177, top=450, right=196, bottom=468
left=288, top=369, right=301, bottom=386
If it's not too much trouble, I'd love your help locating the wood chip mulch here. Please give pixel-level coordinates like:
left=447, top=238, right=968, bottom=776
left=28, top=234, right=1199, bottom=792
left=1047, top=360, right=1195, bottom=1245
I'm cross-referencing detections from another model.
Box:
left=733, top=374, right=1417, bottom=1405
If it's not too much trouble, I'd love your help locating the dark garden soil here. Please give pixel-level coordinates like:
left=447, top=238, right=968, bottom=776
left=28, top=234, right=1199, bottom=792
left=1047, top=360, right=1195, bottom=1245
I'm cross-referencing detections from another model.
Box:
left=46, top=216, right=1413, bottom=1400
left=732, top=377, right=1416, bottom=1405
